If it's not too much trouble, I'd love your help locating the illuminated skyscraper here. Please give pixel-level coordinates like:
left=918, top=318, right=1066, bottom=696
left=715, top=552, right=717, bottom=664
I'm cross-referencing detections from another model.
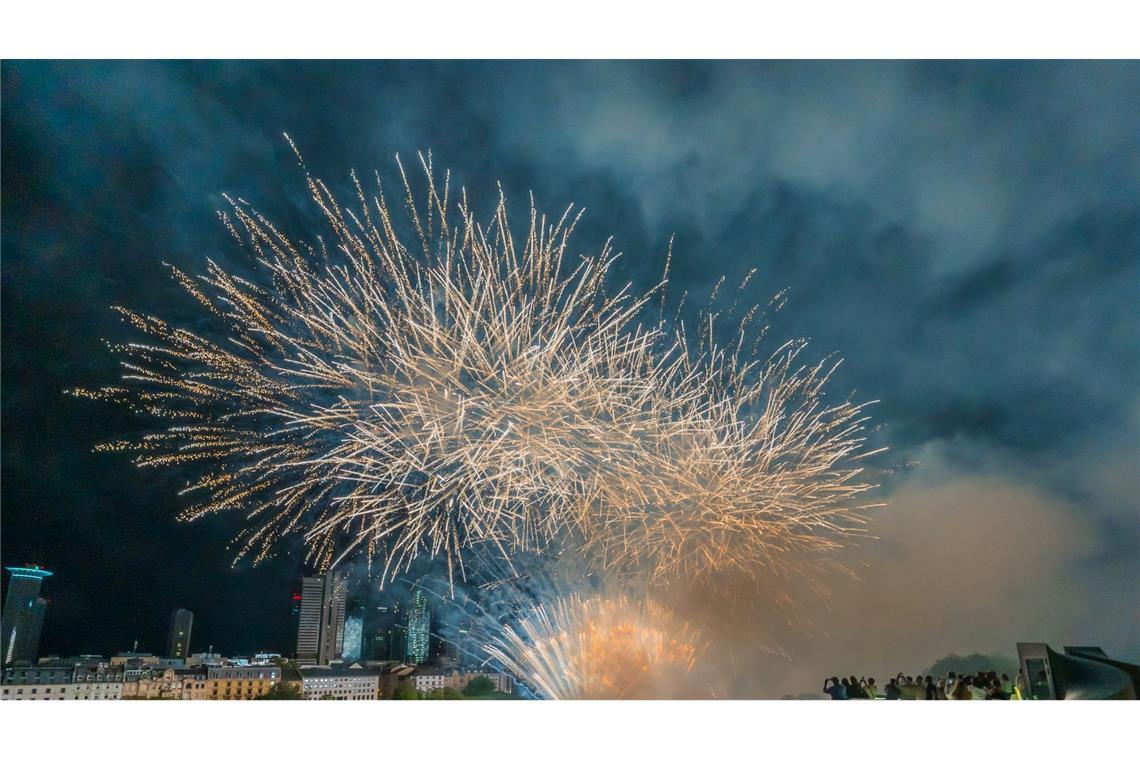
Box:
left=166, top=608, right=194, bottom=659
left=342, top=615, right=363, bottom=662
left=2, top=566, right=52, bottom=665
left=296, top=570, right=347, bottom=665
left=404, top=586, right=430, bottom=665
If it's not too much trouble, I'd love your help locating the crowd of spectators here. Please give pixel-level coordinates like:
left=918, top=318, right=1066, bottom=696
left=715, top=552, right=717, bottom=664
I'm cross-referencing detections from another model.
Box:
left=823, top=670, right=1026, bottom=700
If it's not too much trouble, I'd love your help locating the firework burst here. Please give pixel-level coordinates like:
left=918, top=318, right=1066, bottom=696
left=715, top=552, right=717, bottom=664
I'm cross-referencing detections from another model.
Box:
left=587, top=335, right=885, bottom=598
left=75, top=142, right=883, bottom=608
left=482, top=593, right=703, bottom=699
left=74, top=146, right=670, bottom=582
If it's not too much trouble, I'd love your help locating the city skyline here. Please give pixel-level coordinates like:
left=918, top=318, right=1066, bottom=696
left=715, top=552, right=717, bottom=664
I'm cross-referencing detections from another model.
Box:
left=0, top=564, right=456, bottom=667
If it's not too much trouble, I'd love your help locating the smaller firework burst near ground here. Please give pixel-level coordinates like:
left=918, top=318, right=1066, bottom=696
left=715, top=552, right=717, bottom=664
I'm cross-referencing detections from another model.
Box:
left=482, top=594, right=704, bottom=700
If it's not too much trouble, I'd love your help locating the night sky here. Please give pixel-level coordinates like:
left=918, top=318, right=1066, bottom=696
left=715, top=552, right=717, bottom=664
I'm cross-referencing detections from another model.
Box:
left=2, top=61, right=1137, bottom=694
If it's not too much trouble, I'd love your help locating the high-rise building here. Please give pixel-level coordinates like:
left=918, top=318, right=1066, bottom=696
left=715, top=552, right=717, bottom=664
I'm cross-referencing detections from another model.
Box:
left=166, top=609, right=194, bottom=659
left=342, top=615, right=363, bottom=662
left=404, top=587, right=430, bottom=665
left=2, top=566, right=52, bottom=666
left=296, top=570, right=347, bottom=665
left=440, top=619, right=472, bottom=665
left=364, top=600, right=403, bottom=661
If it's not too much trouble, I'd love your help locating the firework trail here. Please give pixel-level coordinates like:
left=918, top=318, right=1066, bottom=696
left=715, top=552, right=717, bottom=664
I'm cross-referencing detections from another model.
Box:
left=75, top=142, right=882, bottom=608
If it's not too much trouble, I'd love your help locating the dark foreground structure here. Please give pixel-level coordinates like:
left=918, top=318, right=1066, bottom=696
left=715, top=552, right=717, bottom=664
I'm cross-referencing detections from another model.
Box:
left=1017, top=643, right=1139, bottom=700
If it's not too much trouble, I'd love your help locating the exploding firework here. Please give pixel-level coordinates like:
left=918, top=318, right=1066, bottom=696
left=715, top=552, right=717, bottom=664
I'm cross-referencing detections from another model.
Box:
left=74, top=145, right=673, bottom=581
left=587, top=334, right=885, bottom=599
left=75, top=142, right=882, bottom=606
left=482, top=593, right=703, bottom=699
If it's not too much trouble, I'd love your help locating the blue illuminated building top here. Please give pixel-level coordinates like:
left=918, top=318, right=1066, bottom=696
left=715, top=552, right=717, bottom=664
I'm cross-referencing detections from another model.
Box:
left=6, top=566, right=53, bottom=580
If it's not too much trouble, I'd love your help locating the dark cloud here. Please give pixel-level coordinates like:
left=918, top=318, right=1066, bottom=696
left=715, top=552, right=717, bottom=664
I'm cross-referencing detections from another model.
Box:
left=2, top=61, right=1137, bottom=690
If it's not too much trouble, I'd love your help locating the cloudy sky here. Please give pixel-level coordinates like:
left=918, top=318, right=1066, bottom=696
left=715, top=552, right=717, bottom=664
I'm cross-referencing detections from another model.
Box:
left=2, top=61, right=1137, bottom=696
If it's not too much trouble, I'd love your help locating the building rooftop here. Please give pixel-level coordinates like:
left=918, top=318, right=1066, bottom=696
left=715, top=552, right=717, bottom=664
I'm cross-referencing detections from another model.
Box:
left=298, top=663, right=379, bottom=679
left=5, top=565, right=53, bottom=580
